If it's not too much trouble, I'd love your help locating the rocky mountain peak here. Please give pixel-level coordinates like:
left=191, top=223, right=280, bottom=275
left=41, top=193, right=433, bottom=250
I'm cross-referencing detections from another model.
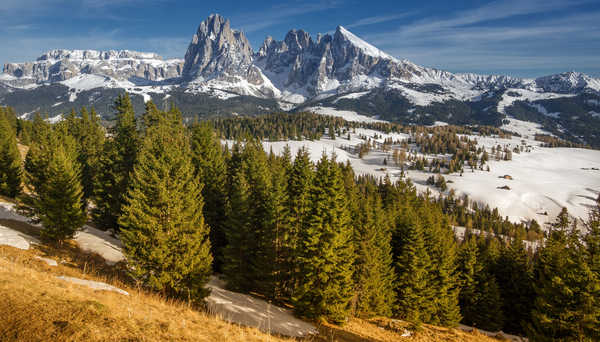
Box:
left=182, top=14, right=254, bottom=82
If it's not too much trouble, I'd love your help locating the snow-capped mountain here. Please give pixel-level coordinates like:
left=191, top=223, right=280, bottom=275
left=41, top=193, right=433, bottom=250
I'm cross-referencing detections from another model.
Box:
left=1, top=13, right=599, bottom=146
left=2, top=49, right=183, bottom=89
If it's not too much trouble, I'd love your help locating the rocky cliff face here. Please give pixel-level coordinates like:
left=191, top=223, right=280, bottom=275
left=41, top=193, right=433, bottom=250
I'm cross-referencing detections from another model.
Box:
left=2, top=49, right=183, bottom=86
left=181, top=14, right=274, bottom=97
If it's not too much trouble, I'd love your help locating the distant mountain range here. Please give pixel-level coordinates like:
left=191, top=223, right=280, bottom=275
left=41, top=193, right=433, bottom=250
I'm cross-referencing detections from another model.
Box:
left=1, top=14, right=599, bottom=146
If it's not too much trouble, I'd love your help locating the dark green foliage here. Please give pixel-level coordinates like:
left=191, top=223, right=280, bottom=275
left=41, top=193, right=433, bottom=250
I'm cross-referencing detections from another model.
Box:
left=393, top=204, right=435, bottom=323
left=93, top=94, right=138, bottom=229
left=494, top=238, right=534, bottom=334
left=190, top=122, right=228, bottom=272
left=294, top=154, right=355, bottom=324
left=22, top=126, right=86, bottom=243
left=119, top=104, right=212, bottom=302
left=353, top=191, right=396, bottom=318
left=527, top=209, right=600, bottom=341
left=457, top=237, right=504, bottom=331
left=62, top=107, right=105, bottom=206
left=0, top=110, right=22, bottom=198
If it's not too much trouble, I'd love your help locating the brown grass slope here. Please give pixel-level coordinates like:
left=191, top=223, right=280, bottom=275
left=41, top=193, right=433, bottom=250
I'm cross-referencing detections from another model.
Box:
left=0, top=244, right=504, bottom=342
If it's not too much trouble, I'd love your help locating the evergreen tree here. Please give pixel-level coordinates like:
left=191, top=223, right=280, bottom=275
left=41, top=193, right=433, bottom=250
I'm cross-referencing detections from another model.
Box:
left=353, top=192, right=396, bottom=317
left=458, top=237, right=505, bottom=331
left=222, top=142, right=253, bottom=291
left=22, top=128, right=85, bottom=243
left=190, top=122, right=228, bottom=272
left=119, top=106, right=212, bottom=302
left=393, top=204, right=435, bottom=323
left=584, top=195, right=600, bottom=276
left=93, top=94, right=138, bottom=229
left=495, top=238, right=534, bottom=334
left=294, top=154, right=355, bottom=324
left=280, top=147, right=313, bottom=298
left=0, top=114, right=22, bottom=198
left=527, top=209, right=600, bottom=341
left=423, top=207, right=461, bottom=326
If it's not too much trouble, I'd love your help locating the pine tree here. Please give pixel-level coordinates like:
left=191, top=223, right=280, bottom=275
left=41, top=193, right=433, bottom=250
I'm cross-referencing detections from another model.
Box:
left=119, top=106, right=212, bottom=302
left=282, top=147, right=314, bottom=296
left=393, top=204, right=435, bottom=323
left=22, top=127, right=85, bottom=243
left=0, top=113, right=22, bottom=198
left=423, top=206, right=461, bottom=326
left=457, top=237, right=482, bottom=326
left=353, top=192, right=396, bottom=317
left=294, top=154, right=355, bottom=324
left=527, top=211, right=600, bottom=341
left=222, top=142, right=253, bottom=291
left=243, top=140, right=277, bottom=296
left=584, top=195, right=600, bottom=276
left=190, top=122, right=228, bottom=272
left=495, top=238, right=534, bottom=334
left=93, top=94, right=138, bottom=229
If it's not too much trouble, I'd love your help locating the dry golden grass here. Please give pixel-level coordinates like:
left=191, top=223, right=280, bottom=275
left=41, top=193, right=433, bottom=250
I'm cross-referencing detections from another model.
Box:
left=0, top=245, right=295, bottom=342
left=315, top=318, right=501, bottom=342
left=0, top=244, right=507, bottom=342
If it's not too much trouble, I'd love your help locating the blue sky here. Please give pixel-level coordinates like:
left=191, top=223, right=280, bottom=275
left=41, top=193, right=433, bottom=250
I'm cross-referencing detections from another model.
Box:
left=0, top=0, right=598, bottom=78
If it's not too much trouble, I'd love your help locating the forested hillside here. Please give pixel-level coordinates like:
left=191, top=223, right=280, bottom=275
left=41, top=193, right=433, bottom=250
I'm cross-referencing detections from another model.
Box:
left=1, top=97, right=599, bottom=340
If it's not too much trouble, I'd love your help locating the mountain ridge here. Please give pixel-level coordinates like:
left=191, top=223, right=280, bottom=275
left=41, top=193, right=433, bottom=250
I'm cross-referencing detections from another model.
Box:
left=1, top=14, right=599, bottom=146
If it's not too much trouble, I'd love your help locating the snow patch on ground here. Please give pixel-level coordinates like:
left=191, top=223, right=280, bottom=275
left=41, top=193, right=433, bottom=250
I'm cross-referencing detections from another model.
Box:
left=332, top=91, right=370, bottom=103
left=0, top=200, right=124, bottom=264
left=528, top=103, right=560, bottom=118
left=497, top=89, right=575, bottom=114
left=306, top=106, right=386, bottom=123
left=35, top=256, right=58, bottom=266
left=206, top=277, right=317, bottom=337
left=75, top=226, right=125, bottom=265
left=56, top=275, right=129, bottom=295
left=46, top=114, right=64, bottom=124
left=0, top=225, right=30, bottom=250
left=501, top=117, right=550, bottom=138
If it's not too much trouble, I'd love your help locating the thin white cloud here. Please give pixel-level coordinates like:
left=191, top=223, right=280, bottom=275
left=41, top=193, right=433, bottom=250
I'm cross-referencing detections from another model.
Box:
left=345, top=12, right=418, bottom=29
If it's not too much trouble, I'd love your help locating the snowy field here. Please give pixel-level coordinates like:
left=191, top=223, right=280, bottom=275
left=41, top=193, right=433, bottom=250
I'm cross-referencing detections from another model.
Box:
left=306, top=106, right=386, bottom=123
left=257, top=126, right=600, bottom=226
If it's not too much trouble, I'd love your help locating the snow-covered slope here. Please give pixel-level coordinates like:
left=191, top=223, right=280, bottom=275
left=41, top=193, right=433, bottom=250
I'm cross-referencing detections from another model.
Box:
left=253, top=128, right=600, bottom=226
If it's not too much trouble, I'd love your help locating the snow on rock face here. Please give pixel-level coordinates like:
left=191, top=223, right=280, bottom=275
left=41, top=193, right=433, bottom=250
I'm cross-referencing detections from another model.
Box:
left=56, top=276, right=129, bottom=296
left=0, top=225, right=30, bottom=250
left=206, top=277, right=317, bottom=337
left=2, top=49, right=183, bottom=87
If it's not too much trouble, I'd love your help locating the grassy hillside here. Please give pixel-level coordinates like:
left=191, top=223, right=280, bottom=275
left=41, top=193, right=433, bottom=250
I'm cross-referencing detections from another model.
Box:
left=0, top=243, right=506, bottom=342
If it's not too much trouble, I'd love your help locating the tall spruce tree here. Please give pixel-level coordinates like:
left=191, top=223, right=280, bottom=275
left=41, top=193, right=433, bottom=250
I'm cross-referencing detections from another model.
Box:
left=93, top=94, right=138, bottom=229
left=22, top=128, right=85, bottom=243
left=294, top=154, right=355, bottom=324
left=353, top=191, right=396, bottom=317
left=190, top=122, right=228, bottom=272
left=119, top=106, right=212, bottom=302
left=222, top=142, right=253, bottom=291
left=393, top=204, right=435, bottom=323
left=495, top=238, right=534, bottom=334
left=422, top=205, right=461, bottom=326
left=282, top=147, right=313, bottom=296
left=0, top=113, right=22, bottom=198
left=527, top=210, right=600, bottom=341
left=584, top=195, right=600, bottom=276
